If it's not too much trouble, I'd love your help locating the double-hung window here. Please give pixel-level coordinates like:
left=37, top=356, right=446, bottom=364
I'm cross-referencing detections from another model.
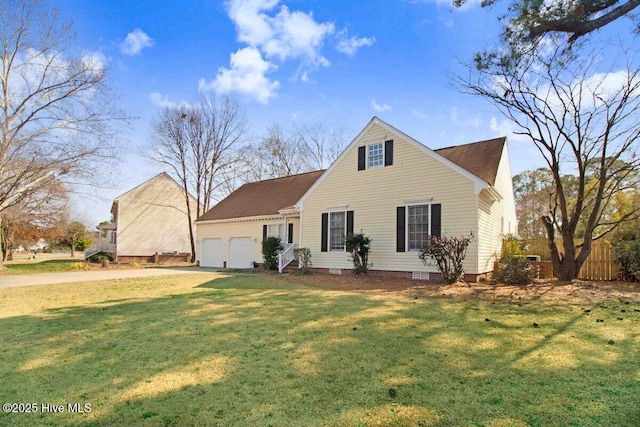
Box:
left=329, top=212, right=346, bottom=251
left=358, top=140, right=393, bottom=171
left=396, top=203, right=441, bottom=253
left=408, top=205, right=430, bottom=251
left=267, top=224, right=285, bottom=241
left=367, top=143, right=384, bottom=168
left=322, top=210, right=353, bottom=252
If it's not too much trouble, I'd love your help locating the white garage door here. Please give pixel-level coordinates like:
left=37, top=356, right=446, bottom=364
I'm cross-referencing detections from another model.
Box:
left=200, top=238, right=223, bottom=268
left=228, top=237, right=254, bottom=269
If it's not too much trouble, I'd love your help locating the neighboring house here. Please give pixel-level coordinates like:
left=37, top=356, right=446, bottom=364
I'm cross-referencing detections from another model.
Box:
left=196, top=117, right=517, bottom=280
left=92, top=172, right=201, bottom=262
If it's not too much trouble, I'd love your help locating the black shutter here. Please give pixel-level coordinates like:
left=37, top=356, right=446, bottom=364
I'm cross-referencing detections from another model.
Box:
left=288, top=223, right=294, bottom=244
left=321, top=213, right=328, bottom=252
left=384, top=140, right=393, bottom=166
left=346, top=211, right=354, bottom=236
left=431, top=204, right=441, bottom=238
left=263, top=224, right=267, bottom=240
left=357, top=146, right=366, bottom=171
left=396, top=207, right=406, bottom=252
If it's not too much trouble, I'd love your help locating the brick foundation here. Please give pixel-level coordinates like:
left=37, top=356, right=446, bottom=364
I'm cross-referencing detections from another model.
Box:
left=116, top=253, right=191, bottom=264
left=308, top=267, right=411, bottom=279
left=307, top=268, right=491, bottom=283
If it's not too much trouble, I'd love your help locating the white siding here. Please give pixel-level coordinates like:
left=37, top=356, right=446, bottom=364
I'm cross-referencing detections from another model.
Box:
left=196, top=216, right=299, bottom=267
left=300, top=123, right=481, bottom=274
left=477, top=192, right=502, bottom=273
left=115, top=174, right=199, bottom=257
left=494, top=142, right=517, bottom=235
left=476, top=142, right=517, bottom=273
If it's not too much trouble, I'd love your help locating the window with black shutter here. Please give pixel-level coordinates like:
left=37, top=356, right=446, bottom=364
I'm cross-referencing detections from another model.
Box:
left=397, top=203, right=441, bottom=252
left=357, top=140, right=393, bottom=170
left=322, top=210, right=354, bottom=252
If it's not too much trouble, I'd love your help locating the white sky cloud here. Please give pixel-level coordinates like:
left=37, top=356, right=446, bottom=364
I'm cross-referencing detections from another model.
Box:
left=411, top=109, right=429, bottom=120
left=149, top=92, right=176, bottom=108
left=149, top=92, right=194, bottom=109
left=371, top=99, right=391, bottom=112
left=336, top=32, right=376, bottom=56
left=200, top=47, right=280, bottom=104
left=208, top=0, right=373, bottom=103
left=120, top=29, right=154, bottom=56
left=228, top=0, right=334, bottom=64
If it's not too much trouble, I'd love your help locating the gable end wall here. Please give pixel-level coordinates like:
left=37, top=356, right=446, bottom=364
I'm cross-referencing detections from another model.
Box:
left=300, top=123, right=482, bottom=274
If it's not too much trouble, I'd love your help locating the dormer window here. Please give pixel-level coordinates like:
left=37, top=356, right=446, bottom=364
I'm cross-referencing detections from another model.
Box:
left=358, top=140, right=393, bottom=170
left=368, top=143, right=383, bottom=168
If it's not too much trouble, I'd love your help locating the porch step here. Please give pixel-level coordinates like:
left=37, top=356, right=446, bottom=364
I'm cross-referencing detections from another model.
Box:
left=281, top=262, right=299, bottom=273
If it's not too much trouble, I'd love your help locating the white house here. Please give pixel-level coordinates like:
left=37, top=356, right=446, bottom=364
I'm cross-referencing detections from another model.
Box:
left=195, top=117, right=517, bottom=280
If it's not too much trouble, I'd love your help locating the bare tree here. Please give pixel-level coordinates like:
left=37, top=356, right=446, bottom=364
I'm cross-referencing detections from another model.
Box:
left=240, top=121, right=351, bottom=182
left=257, top=124, right=308, bottom=179
left=60, top=220, right=88, bottom=257
left=295, top=122, right=350, bottom=170
left=0, top=0, right=126, bottom=266
left=147, top=95, right=247, bottom=262
left=456, top=43, right=640, bottom=280
left=513, top=169, right=555, bottom=240
left=0, top=179, right=68, bottom=260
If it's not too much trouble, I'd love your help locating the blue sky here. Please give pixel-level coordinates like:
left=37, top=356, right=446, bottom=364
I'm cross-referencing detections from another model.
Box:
left=44, top=0, right=627, bottom=225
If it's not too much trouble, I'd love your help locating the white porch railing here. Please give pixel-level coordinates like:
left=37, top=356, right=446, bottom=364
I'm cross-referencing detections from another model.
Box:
left=278, top=243, right=297, bottom=273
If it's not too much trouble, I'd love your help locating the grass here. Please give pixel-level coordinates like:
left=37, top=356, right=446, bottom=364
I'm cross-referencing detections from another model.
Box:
left=0, top=273, right=639, bottom=426
left=0, top=258, right=85, bottom=275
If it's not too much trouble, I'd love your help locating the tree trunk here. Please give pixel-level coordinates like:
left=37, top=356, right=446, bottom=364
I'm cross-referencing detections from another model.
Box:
left=546, top=225, right=592, bottom=281
left=0, top=217, right=3, bottom=269
left=70, top=246, right=75, bottom=257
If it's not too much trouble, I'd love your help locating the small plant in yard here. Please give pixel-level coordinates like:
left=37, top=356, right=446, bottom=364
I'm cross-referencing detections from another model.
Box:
left=293, top=247, right=312, bottom=273
left=501, top=234, right=527, bottom=257
left=262, top=237, right=283, bottom=270
left=419, top=234, right=473, bottom=284
left=70, top=262, right=90, bottom=271
left=87, top=251, right=114, bottom=263
left=493, top=236, right=532, bottom=284
left=493, top=254, right=532, bottom=284
left=346, top=232, right=372, bottom=275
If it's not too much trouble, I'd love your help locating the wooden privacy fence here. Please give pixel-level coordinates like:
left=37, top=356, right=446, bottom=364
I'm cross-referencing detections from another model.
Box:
left=524, top=238, right=620, bottom=281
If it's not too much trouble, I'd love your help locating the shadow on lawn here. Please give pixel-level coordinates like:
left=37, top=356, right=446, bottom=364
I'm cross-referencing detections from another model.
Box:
left=0, top=275, right=638, bottom=426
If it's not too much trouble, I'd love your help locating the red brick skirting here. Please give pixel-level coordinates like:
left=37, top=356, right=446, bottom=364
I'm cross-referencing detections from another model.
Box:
left=116, top=253, right=191, bottom=264
left=307, top=268, right=489, bottom=283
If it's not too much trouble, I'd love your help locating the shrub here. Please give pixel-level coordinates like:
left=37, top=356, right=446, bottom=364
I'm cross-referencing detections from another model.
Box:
left=493, top=254, right=532, bottom=284
left=293, top=247, right=312, bottom=273
left=71, top=262, right=90, bottom=271
left=261, top=237, right=283, bottom=270
left=87, top=251, right=114, bottom=263
left=501, top=234, right=527, bottom=257
left=613, top=239, right=640, bottom=281
left=419, top=234, right=473, bottom=284
left=345, top=233, right=372, bottom=275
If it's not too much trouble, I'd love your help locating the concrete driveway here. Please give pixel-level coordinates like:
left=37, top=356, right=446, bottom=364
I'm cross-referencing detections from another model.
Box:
left=0, top=266, right=221, bottom=288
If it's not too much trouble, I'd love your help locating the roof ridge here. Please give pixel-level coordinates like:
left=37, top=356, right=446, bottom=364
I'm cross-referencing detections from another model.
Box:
left=242, top=169, right=325, bottom=185
left=435, top=136, right=505, bottom=152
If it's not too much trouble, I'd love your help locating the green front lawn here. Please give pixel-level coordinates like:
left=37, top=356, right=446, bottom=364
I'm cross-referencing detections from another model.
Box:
left=0, top=273, right=638, bottom=426
left=1, top=259, right=84, bottom=275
